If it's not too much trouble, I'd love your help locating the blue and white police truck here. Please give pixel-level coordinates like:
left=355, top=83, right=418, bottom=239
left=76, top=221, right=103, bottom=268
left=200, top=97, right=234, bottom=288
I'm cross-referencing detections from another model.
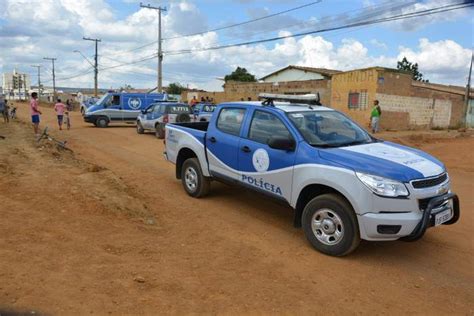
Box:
left=136, top=102, right=192, bottom=138
left=83, top=92, right=166, bottom=127
left=163, top=94, right=460, bottom=256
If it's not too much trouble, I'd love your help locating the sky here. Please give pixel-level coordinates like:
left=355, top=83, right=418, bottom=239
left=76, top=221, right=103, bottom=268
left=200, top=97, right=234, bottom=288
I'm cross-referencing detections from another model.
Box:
left=0, top=0, right=472, bottom=91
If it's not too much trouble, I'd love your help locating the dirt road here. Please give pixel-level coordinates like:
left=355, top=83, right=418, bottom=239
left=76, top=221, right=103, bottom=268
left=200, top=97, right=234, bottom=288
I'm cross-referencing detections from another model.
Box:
left=1, top=103, right=473, bottom=314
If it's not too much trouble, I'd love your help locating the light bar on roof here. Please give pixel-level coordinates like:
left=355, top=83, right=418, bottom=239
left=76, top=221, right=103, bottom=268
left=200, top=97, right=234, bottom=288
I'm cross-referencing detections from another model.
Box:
left=258, top=93, right=320, bottom=104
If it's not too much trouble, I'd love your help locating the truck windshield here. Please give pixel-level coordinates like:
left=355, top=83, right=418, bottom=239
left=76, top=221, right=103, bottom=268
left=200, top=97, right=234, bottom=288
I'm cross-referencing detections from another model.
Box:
left=95, top=94, right=109, bottom=106
left=287, top=111, right=373, bottom=147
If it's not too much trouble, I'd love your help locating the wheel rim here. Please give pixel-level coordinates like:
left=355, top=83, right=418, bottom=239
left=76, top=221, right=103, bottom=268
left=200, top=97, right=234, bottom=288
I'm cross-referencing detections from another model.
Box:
left=184, top=166, right=198, bottom=192
left=311, top=208, right=344, bottom=245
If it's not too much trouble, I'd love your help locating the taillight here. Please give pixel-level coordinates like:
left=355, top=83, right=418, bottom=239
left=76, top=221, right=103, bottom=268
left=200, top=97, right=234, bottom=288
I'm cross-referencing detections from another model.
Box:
left=163, top=114, right=169, bottom=123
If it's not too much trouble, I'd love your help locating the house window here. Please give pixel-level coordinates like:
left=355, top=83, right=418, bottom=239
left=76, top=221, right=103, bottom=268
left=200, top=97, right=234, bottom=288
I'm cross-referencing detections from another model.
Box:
left=348, top=93, right=359, bottom=109
left=348, top=91, right=368, bottom=110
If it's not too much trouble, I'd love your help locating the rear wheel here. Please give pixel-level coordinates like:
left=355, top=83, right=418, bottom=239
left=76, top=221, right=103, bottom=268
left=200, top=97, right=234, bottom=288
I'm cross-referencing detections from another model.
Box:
left=302, top=193, right=360, bottom=256
left=181, top=158, right=210, bottom=198
left=176, top=113, right=191, bottom=123
left=155, top=124, right=165, bottom=139
left=96, top=117, right=109, bottom=128
left=136, top=121, right=144, bottom=134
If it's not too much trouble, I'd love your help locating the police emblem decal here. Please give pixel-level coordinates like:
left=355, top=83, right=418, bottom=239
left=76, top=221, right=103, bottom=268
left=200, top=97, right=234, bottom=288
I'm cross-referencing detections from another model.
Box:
left=252, top=148, right=270, bottom=172
left=128, top=97, right=142, bottom=110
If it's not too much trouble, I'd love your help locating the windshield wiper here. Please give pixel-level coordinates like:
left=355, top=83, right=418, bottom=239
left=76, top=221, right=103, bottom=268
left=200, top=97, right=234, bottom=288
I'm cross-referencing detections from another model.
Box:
left=309, top=139, right=372, bottom=148
left=339, top=140, right=373, bottom=147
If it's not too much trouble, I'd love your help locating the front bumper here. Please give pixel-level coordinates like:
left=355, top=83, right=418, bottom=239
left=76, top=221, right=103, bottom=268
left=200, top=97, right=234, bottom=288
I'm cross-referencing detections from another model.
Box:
left=358, top=193, right=460, bottom=241
left=83, top=115, right=97, bottom=123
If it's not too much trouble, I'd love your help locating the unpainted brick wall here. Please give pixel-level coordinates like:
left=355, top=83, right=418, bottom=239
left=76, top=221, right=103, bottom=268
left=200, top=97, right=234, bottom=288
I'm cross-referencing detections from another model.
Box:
left=375, top=93, right=452, bottom=128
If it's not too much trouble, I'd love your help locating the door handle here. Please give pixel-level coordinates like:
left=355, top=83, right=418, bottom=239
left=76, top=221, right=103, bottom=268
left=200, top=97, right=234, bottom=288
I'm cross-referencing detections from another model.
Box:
left=241, top=146, right=251, bottom=153
left=209, top=136, right=216, bottom=143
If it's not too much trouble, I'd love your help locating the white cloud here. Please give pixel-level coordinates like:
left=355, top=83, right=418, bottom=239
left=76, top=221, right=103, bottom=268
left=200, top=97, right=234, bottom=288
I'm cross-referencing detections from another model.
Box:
left=398, top=38, right=472, bottom=82
left=370, top=39, right=388, bottom=50
left=0, top=0, right=471, bottom=91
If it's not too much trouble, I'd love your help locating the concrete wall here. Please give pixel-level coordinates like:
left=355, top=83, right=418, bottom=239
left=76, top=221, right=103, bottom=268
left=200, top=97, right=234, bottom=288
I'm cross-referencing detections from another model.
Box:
left=261, top=69, right=325, bottom=83
left=223, top=79, right=331, bottom=104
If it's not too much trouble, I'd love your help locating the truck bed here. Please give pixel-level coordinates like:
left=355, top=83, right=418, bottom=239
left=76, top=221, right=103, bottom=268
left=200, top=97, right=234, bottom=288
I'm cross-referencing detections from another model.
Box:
left=172, top=121, right=209, bottom=131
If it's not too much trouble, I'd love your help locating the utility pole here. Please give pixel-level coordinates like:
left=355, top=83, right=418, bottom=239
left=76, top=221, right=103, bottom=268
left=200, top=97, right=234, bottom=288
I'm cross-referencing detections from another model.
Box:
left=43, top=57, right=57, bottom=100
left=17, top=74, right=21, bottom=101
left=23, top=74, right=27, bottom=100
left=31, top=65, right=41, bottom=96
left=140, top=2, right=166, bottom=93
left=464, top=51, right=473, bottom=128
left=83, top=37, right=101, bottom=97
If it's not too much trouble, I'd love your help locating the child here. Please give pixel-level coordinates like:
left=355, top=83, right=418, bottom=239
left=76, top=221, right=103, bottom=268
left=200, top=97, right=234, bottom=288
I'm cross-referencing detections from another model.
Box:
left=65, top=111, right=71, bottom=130
left=30, top=92, right=42, bottom=137
left=54, top=98, right=66, bottom=130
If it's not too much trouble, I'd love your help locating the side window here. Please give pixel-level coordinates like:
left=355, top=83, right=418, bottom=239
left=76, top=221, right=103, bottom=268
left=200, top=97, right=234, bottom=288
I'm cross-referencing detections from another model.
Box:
left=153, top=105, right=161, bottom=113
left=216, top=108, right=246, bottom=136
left=112, top=95, right=121, bottom=106
left=249, top=110, right=291, bottom=144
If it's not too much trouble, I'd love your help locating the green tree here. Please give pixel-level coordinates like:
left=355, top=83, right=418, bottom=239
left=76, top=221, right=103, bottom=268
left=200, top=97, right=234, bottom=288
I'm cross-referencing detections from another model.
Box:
left=167, top=82, right=186, bottom=95
left=397, top=57, right=429, bottom=82
left=224, top=67, right=257, bottom=82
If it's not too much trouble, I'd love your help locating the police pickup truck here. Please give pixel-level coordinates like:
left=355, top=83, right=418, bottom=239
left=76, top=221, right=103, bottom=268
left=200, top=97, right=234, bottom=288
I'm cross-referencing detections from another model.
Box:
left=164, top=94, right=460, bottom=256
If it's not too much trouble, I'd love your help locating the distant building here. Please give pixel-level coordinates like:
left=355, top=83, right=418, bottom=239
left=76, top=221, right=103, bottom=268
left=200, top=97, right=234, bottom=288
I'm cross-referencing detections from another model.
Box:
left=259, top=65, right=341, bottom=83
left=2, top=69, right=31, bottom=100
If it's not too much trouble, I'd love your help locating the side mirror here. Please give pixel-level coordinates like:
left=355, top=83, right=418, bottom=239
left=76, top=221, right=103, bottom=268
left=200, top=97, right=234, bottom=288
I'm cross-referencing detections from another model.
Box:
left=141, top=109, right=146, bottom=114
left=267, top=136, right=296, bottom=151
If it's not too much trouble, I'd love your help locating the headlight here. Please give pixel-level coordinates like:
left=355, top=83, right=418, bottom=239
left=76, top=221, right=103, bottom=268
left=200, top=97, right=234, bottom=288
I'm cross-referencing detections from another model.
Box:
left=356, top=172, right=409, bottom=197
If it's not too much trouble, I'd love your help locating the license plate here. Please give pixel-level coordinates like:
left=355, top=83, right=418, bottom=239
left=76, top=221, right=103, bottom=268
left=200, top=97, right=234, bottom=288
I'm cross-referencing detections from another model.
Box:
left=434, top=209, right=452, bottom=226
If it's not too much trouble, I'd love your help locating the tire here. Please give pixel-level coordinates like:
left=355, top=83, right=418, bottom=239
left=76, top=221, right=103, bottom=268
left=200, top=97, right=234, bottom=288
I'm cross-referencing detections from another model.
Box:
left=96, top=117, right=109, bottom=128
left=136, top=121, right=144, bottom=134
left=181, top=158, right=210, bottom=198
left=302, top=193, right=360, bottom=256
left=176, top=113, right=191, bottom=123
left=155, top=124, right=165, bottom=139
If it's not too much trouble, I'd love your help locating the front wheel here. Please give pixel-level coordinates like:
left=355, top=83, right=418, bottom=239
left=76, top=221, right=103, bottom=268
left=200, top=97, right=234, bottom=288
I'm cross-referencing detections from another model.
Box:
left=181, top=158, right=210, bottom=198
left=155, top=124, right=165, bottom=139
left=96, top=117, right=109, bottom=128
left=136, top=121, right=144, bottom=134
left=302, top=194, right=360, bottom=256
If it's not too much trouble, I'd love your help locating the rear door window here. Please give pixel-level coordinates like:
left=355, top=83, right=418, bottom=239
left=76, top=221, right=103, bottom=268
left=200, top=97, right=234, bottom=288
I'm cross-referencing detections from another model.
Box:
left=217, top=108, right=246, bottom=136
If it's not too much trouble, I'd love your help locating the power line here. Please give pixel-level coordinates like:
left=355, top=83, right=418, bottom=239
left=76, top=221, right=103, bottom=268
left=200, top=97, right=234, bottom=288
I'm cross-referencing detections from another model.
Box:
left=164, top=1, right=473, bottom=56
left=102, top=0, right=323, bottom=57
left=163, top=0, right=323, bottom=41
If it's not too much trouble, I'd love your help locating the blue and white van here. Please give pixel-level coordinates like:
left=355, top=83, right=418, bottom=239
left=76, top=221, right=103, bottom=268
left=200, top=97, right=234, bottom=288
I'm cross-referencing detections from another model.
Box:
left=164, top=94, right=460, bottom=256
left=83, top=92, right=166, bottom=127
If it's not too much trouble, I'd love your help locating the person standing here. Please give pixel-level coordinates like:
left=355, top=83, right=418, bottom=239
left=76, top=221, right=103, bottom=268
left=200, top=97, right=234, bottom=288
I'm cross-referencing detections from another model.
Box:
left=0, top=96, right=7, bottom=123
left=370, top=100, right=382, bottom=133
left=54, top=98, right=66, bottom=130
left=30, top=92, right=42, bottom=137
left=66, top=99, right=71, bottom=111
left=189, top=96, right=198, bottom=108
